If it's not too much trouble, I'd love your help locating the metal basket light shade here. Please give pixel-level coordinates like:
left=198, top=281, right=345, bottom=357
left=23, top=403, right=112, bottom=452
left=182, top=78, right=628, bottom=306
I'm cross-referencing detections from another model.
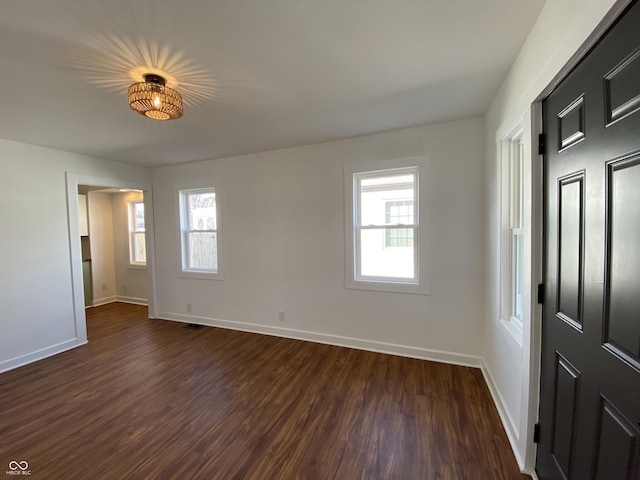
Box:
left=128, top=74, right=183, bottom=120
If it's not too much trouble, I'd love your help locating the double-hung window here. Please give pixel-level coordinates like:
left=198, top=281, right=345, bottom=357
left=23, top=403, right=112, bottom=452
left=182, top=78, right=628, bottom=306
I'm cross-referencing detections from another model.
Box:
left=499, top=119, right=527, bottom=342
left=345, top=158, right=430, bottom=294
left=128, top=200, right=146, bottom=266
left=179, top=188, right=222, bottom=278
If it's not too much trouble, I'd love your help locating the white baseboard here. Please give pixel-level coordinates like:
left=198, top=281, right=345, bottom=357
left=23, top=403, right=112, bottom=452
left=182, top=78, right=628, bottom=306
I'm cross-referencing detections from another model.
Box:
left=157, top=311, right=484, bottom=368
left=0, top=338, right=87, bottom=374
left=480, top=360, right=525, bottom=471
left=92, top=295, right=117, bottom=307
left=87, top=296, right=148, bottom=307
left=116, top=296, right=148, bottom=306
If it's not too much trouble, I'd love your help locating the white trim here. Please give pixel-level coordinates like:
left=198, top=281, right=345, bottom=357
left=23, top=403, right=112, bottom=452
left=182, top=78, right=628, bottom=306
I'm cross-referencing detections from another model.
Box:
left=92, top=295, right=117, bottom=307
left=500, top=317, right=524, bottom=348
left=157, top=311, right=483, bottom=368
left=523, top=101, right=545, bottom=476
left=117, top=296, right=148, bottom=306
left=0, top=338, right=87, bottom=374
left=144, top=187, right=158, bottom=318
left=86, top=296, right=149, bottom=308
left=65, top=175, right=87, bottom=342
left=178, top=271, right=225, bottom=281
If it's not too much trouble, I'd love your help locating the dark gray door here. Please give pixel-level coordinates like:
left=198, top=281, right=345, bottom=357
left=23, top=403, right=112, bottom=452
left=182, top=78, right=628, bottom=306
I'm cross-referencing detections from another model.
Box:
left=538, top=1, right=640, bottom=479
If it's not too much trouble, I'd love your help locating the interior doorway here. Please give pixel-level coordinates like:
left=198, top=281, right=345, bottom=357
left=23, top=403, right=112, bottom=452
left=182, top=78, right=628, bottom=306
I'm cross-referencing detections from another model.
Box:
left=78, top=186, right=149, bottom=309
left=66, top=172, right=157, bottom=343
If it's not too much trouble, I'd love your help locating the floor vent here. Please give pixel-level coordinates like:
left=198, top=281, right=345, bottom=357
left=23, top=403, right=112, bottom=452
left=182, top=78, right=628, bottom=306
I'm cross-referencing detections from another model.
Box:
left=184, top=323, right=204, bottom=330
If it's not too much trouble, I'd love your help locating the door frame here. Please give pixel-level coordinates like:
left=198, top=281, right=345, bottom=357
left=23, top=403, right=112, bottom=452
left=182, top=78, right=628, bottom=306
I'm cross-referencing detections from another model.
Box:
left=65, top=172, right=158, bottom=343
left=527, top=0, right=635, bottom=475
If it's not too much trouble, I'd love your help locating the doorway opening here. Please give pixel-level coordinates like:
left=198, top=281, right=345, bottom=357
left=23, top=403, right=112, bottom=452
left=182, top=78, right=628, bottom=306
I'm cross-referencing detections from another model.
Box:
left=78, top=186, right=148, bottom=310
left=66, top=172, right=156, bottom=343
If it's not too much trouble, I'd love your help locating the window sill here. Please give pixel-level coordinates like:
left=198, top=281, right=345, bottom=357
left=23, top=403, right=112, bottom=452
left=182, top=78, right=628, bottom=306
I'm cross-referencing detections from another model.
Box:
left=500, top=317, right=524, bottom=347
left=179, top=270, right=224, bottom=281
left=128, top=264, right=146, bottom=270
left=345, top=279, right=430, bottom=295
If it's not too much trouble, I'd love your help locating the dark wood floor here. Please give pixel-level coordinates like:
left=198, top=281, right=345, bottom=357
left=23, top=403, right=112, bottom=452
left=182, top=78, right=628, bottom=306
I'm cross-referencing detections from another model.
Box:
left=0, top=303, right=529, bottom=479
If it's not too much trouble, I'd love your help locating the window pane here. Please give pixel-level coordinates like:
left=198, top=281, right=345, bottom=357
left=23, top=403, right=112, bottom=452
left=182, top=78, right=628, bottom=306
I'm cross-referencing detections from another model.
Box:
left=188, top=193, right=216, bottom=230
left=134, top=203, right=145, bottom=232
left=133, top=232, right=146, bottom=263
left=513, top=234, right=523, bottom=321
left=188, top=232, right=218, bottom=270
left=360, top=173, right=415, bottom=226
left=360, top=228, right=414, bottom=279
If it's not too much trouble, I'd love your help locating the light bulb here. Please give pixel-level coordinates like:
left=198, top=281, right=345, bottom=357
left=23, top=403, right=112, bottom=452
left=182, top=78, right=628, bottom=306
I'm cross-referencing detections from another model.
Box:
left=153, top=96, right=161, bottom=108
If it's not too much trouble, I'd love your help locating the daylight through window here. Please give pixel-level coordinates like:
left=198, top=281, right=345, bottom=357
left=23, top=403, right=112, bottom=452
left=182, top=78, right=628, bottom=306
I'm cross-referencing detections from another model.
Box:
left=499, top=121, right=526, bottom=339
left=354, top=167, right=418, bottom=282
left=180, top=188, right=219, bottom=273
left=128, top=201, right=146, bottom=265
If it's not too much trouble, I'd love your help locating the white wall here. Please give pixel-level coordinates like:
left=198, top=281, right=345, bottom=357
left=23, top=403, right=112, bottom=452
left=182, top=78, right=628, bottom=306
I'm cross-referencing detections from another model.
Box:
left=153, top=117, right=486, bottom=363
left=483, top=0, right=625, bottom=473
left=112, top=191, right=148, bottom=304
left=0, top=138, right=150, bottom=372
left=88, top=191, right=117, bottom=305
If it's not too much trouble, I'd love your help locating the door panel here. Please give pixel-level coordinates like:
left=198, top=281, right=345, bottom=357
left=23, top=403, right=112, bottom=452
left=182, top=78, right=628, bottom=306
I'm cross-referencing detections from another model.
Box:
left=538, top=1, right=640, bottom=479
left=605, top=155, right=640, bottom=369
left=557, top=172, right=585, bottom=329
left=558, top=96, right=586, bottom=151
left=604, top=48, right=640, bottom=125
left=593, top=395, right=640, bottom=480
left=550, top=353, right=581, bottom=479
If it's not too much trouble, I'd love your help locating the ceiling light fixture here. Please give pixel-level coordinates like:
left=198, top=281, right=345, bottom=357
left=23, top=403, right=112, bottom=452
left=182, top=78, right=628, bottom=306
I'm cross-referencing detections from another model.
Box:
left=128, top=73, right=183, bottom=120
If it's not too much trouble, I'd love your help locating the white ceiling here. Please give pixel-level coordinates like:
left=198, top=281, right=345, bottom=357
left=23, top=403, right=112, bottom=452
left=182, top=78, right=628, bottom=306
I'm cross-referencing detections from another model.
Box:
left=0, top=0, right=546, bottom=167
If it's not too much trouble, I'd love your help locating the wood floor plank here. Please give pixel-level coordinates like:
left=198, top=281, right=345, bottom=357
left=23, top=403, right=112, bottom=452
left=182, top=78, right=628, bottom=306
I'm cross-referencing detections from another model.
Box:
left=0, top=303, right=529, bottom=479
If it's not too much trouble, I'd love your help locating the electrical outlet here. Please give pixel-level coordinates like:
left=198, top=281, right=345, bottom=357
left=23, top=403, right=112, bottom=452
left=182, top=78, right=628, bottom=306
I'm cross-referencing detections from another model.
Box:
left=278, top=310, right=285, bottom=322
left=187, top=303, right=192, bottom=313
left=101, top=283, right=107, bottom=291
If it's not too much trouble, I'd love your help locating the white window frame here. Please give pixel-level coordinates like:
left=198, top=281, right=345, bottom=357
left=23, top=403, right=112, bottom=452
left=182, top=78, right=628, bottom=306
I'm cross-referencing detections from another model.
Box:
left=128, top=200, right=146, bottom=267
left=344, top=156, right=431, bottom=295
left=179, top=187, right=223, bottom=280
left=499, top=120, right=527, bottom=343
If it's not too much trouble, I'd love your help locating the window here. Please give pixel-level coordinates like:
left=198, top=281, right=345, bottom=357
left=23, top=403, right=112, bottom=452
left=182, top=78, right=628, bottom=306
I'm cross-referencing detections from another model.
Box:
left=499, top=120, right=527, bottom=342
left=128, top=201, right=146, bottom=265
left=345, top=158, right=430, bottom=295
left=179, top=188, right=221, bottom=277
